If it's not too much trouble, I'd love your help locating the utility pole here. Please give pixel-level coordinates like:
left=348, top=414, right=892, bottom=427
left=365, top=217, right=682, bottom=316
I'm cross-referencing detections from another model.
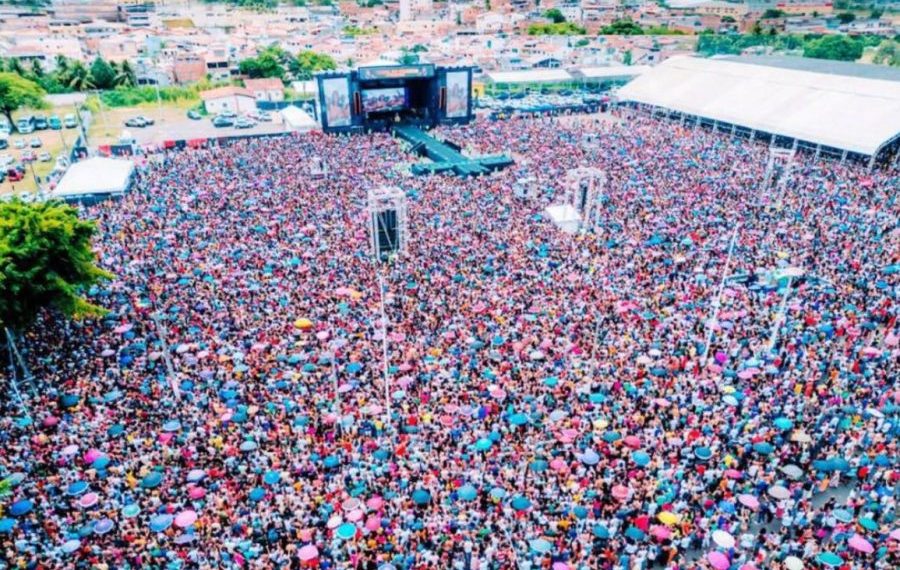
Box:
left=700, top=223, right=741, bottom=366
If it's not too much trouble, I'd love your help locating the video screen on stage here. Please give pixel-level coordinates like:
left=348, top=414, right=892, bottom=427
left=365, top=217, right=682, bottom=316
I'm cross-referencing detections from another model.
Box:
left=322, top=77, right=351, bottom=127
left=445, top=71, right=470, bottom=119
left=362, top=88, right=407, bottom=113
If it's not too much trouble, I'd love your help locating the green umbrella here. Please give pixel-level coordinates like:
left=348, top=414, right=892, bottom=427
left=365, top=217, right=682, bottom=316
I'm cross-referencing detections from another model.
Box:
left=816, top=552, right=843, bottom=567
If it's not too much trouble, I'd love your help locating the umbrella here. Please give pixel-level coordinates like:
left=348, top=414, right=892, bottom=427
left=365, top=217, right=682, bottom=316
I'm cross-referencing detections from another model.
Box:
left=175, top=510, right=197, bottom=528
left=336, top=522, right=357, bottom=540
left=141, top=472, right=163, bottom=489
left=816, top=552, right=843, bottom=567
left=94, top=519, right=115, bottom=535
left=657, top=512, right=680, bottom=526
left=611, top=485, right=629, bottom=500
left=490, top=487, right=506, bottom=500
left=780, top=464, right=803, bottom=480
left=298, top=545, right=319, bottom=561
left=580, top=449, right=600, bottom=465
left=457, top=484, right=477, bottom=502
left=162, top=420, right=181, bottom=432
left=593, top=525, right=610, bottom=539
left=529, top=538, right=553, bottom=554
left=61, top=539, right=81, bottom=554
left=67, top=481, right=88, bottom=496
left=411, top=489, right=431, bottom=505
left=833, top=509, right=853, bottom=523
left=768, top=485, right=789, bottom=500
left=712, top=530, right=734, bottom=548
left=508, top=413, right=529, bottom=426
left=707, top=551, right=729, bottom=570
left=784, top=555, right=803, bottom=570
left=694, top=446, right=712, bottom=460
left=847, top=534, right=873, bottom=553
left=149, top=514, right=173, bottom=533
left=790, top=430, right=811, bottom=443
left=511, top=496, right=531, bottom=511
left=624, top=526, right=645, bottom=541
left=473, top=438, right=493, bottom=451
left=858, top=517, right=878, bottom=531
left=632, top=451, right=651, bottom=466
left=9, top=500, right=32, bottom=517
left=530, top=459, right=548, bottom=472
left=249, top=487, right=266, bottom=502
left=650, top=525, right=671, bottom=540
left=78, top=492, right=99, bottom=508
left=601, top=431, right=621, bottom=443
left=753, top=442, right=774, bottom=455
left=738, top=494, right=759, bottom=510
left=263, top=471, right=281, bottom=485
left=122, top=504, right=140, bottom=518
left=0, top=519, right=16, bottom=533
left=773, top=417, right=793, bottom=430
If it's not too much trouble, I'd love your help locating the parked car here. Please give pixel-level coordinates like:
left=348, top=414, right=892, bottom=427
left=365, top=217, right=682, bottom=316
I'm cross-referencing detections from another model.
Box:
left=6, top=166, right=25, bottom=182
left=16, top=116, right=35, bottom=134
left=20, top=150, right=36, bottom=162
left=29, top=137, right=42, bottom=148
left=0, top=135, right=7, bottom=150
left=218, top=109, right=237, bottom=119
left=187, top=110, right=201, bottom=120
left=13, top=139, right=26, bottom=149
left=136, top=115, right=155, bottom=126
left=124, top=117, right=148, bottom=128
left=212, top=116, right=234, bottom=128
left=234, top=116, right=255, bottom=129
left=38, top=151, right=52, bottom=162
left=63, top=114, right=78, bottom=129
left=33, top=115, right=48, bottom=130
left=48, top=116, right=62, bottom=130
left=0, top=153, right=14, bottom=168
left=55, top=155, right=70, bottom=170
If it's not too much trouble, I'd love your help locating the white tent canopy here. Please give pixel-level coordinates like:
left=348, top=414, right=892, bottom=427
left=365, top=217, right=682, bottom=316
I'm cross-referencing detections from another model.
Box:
left=51, top=157, right=135, bottom=200
left=545, top=204, right=581, bottom=234
left=617, top=56, right=900, bottom=156
left=280, top=106, right=318, bottom=131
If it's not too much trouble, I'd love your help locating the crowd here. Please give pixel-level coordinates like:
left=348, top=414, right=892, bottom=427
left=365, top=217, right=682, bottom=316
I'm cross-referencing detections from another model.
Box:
left=0, top=112, right=898, bottom=570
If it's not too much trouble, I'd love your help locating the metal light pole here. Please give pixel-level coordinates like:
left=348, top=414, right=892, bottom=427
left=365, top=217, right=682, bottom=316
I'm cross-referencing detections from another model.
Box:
left=767, top=267, right=804, bottom=353
left=700, top=223, right=741, bottom=366
left=376, top=270, right=391, bottom=427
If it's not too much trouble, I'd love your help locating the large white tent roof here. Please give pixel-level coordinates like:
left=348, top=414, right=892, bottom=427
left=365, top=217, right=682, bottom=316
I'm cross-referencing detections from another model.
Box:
left=617, top=56, right=900, bottom=156
left=280, top=105, right=318, bottom=131
left=51, top=157, right=135, bottom=199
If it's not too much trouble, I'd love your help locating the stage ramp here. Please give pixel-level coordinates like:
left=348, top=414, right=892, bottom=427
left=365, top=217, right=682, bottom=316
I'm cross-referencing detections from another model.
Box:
left=394, top=125, right=513, bottom=177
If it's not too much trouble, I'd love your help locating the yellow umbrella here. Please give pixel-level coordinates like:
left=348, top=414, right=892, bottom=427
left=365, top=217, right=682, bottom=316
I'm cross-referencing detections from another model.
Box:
left=294, top=318, right=313, bottom=330
left=658, top=512, right=680, bottom=526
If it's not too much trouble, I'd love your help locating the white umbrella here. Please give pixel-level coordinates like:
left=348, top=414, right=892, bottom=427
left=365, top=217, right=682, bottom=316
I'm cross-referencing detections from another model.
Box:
left=712, top=529, right=735, bottom=549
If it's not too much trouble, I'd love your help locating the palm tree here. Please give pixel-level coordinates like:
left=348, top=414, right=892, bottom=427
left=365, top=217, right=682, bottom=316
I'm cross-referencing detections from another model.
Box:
left=114, top=60, right=136, bottom=87
left=55, top=55, right=69, bottom=74
left=65, top=62, right=95, bottom=91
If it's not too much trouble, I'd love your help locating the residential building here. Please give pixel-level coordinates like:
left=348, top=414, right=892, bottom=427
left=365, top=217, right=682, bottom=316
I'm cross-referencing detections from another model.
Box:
left=200, top=86, right=257, bottom=114
left=244, top=78, right=285, bottom=102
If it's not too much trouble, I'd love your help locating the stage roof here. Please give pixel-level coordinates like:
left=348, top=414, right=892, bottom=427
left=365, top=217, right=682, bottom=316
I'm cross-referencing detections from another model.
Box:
left=617, top=56, right=900, bottom=156
left=51, top=157, right=134, bottom=199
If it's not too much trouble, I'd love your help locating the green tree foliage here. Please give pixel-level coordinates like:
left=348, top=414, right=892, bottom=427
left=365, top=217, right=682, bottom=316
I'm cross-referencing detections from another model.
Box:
left=290, top=51, right=337, bottom=80
left=803, top=34, right=864, bottom=61
left=239, top=46, right=288, bottom=79
left=543, top=8, right=566, bottom=24
left=528, top=22, right=586, bottom=35
left=762, top=9, right=786, bottom=18
left=835, top=12, right=856, bottom=24
left=0, top=72, right=45, bottom=128
left=114, top=60, right=137, bottom=88
left=600, top=19, right=644, bottom=35
left=89, top=56, right=116, bottom=90
left=398, top=50, right=418, bottom=65
left=872, top=40, right=900, bottom=66
left=0, top=200, right=112, bottom=332
left=343, top=25, right=377, bottom=37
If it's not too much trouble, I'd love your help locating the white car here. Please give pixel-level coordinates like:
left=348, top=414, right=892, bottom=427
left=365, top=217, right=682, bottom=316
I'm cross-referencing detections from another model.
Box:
left=38, top=152, right=52, bottom=162
left=0, top=153, right=14, bottom=168
left=13, top=139, right=26, bottom=149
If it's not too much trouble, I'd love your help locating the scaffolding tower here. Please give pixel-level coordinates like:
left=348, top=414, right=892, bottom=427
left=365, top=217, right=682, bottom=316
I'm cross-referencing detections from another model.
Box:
left=566, top=167, right=607, bottom=233
left=762, top=147, right=795, bottom=203
left=367, top=186, right=408, bottom=260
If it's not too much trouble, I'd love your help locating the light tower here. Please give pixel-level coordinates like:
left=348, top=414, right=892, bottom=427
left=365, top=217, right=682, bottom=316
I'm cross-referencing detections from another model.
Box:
left=367, top=186, right=408, bottom=260
left=762, top=147, right=795, bottom=204
left=566, top=167, right=607, bottom=234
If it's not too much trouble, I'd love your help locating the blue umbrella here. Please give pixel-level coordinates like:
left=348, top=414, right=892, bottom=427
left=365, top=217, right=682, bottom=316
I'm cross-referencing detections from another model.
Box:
left=107, top=424, right=125, bottom=437
left=511, top=496, right=531, bottom=511
left=121, top=504, right=140, bottom=518
left=323, top=455, right=340, bottom=468
left=589, top=393, right=606, bottom=404
left=457, top=484, right=477, bottom=502
left=239, top=441, right=258, bottom=452
left=92, top=456, right=111, bottom=470
left=530, top=459, right=548, bottom=472
left=149, top=514, right=173, bottom=533
left=8, top=500, right=33, bottom=517
left=162, top=420, right=182, bottom=432
left=858, top=517, right=878, bottom=531
left=94, top=518, right=115, bottom=535
left=602, top=431, right=621, bottom=443
left=773, top=417, right=793, bottom=430
left=593, top=525, right=610, bottom=539
left=580, top=449, right=600, bottom=465
left=543, top=376, right=558, bottom=387
left=61, top=538, right=81, bottom=554
left=632, top=451, right=651, bottom=467
left=0, top=519, right=16, bottom=533
left=473, top=438, right=493, bottom=452
left=529, top=538, right=552, bottom=553
left=833, top=509, right=853, bottom=523
left=263, top=471, right=281, bottom=485
left=573, top=505, right=589, bottom=519
left=694, top=447, right=712, bottom=460
left=249, top=487, right=266, bottom=502
left=141, top=472, right=163, bottom=489
left=753, top=442, right=774, bottom=455
left=624, top=526, right=646, bottom=541
left=60, top=394, right=80, bottom=408
left=508, top=413, right=529, bottom=426
left=336, top=522, right=357, bottom=540
left=67, top=481, right=88, bottom=496
left=346, top=362, right=363, bottom=374
left=816, top=552, right=843, bottom=567
left=489, top=487, right=506, bottom=500
left=411, top=489, right=431, bottom=505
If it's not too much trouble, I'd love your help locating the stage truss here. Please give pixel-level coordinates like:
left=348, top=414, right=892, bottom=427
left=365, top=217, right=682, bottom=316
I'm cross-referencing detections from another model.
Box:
left=566, top=167, right=607, bottom=233
left=762, top=147, right=795, bottom=203
left=367, top=186, right=408, bottom=259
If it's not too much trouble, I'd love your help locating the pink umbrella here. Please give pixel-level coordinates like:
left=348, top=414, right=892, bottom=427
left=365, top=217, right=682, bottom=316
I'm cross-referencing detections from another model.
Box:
left=725, top=469, right=742, bottom=480
left=552, top=563, right=569, bottom=570
left=890, top=529, right=900, bottom=541
left=653, top=398, right=671, bottom=408
left=366, top=496, right=384, bottom=510
left=188, top=487, right=207, bottom=500
left=848, top=534, right=874, bottom=554
left=315, top=331, right=330, bottom=341
left=558, top=428, right=578, bottom=443
left=346, top=509, right=364, bottom=522
left=738, top=494, right=759, bottom=510
left=42, top=416, right=59, bottom=427
left=61, top=444, right=79, bottom=457
left=83, top=449, right=103, bottom=464
left=650, top=525, right=671, bottom=540
left=439, top=415, right=454, bottom=427
left=550, top=458, right=567, bottom=471
left=79, top=492, right=99, bottom=508
left=624, top=435, right=641, bottom=449
left=175, top=510, right=197, bottom=528
left=298, top=545, right=319, bottom=562
left=611, top=485, right=629, bottom=500
left=365, top=515, right=381, bottom=531
left=114, top=324, right=132, bottom=334
left=707, top=551, right=730, bottom=570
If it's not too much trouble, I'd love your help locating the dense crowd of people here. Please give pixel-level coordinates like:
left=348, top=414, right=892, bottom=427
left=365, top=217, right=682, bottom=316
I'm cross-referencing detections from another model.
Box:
left=1, top=112, right=898, bottom=570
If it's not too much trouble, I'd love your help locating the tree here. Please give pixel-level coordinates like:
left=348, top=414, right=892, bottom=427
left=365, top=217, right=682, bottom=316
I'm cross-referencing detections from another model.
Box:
left=89, top=57, right=116, bottom=90
left=600, top=19, right=644, bottom=35
left=623, top=50, right=633, bottom=65
left=114, top=60, right=137, bottom=87
left=290, top=51, right=337, bottom=80
left=544, top=8, right=566, bottom=24
left=63, top=61, right=94, bottom=91
left=836, top=12, right=856, bottom=24
left=398, top=49, right=418, bottom=65
left=0, top=200, right=112, bottom=332
left=803, top=34, right=864, bottom=61
left=239, top=46, right=288, bottom=79
left=721, top=16, right=736, bottom=23
left=762, top=8, right=785, bottom=19
left=0, top=73, right=45, bottom=128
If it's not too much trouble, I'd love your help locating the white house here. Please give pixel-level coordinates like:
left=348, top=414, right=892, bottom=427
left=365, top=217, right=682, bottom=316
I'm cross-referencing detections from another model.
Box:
left=200, top=86, right=257, bottom=115
left=243, top=78, right=286, bottom=102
